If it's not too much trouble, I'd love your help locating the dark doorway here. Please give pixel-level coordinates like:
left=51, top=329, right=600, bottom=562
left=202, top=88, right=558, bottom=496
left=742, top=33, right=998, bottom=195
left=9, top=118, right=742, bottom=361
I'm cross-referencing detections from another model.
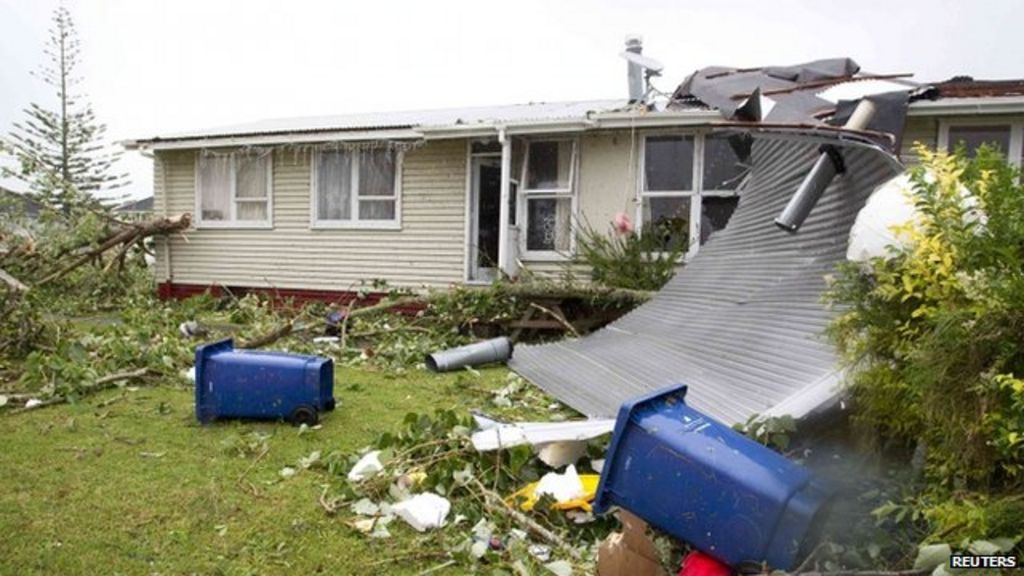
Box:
left=471, top=157, right=502, bottom=281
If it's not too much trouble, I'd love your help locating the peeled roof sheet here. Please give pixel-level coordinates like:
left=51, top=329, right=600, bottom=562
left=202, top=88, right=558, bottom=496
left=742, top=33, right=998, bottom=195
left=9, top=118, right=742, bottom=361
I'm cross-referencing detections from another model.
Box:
left=510, top=132, right=903, bottom=424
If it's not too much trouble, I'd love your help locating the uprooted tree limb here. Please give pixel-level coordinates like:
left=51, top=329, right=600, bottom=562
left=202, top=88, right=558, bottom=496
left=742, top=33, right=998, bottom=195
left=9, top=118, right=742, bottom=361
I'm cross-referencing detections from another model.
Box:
left=0, top=268, right=28, bottom=292
left=6, top=367, right=150, bottom=414
left=35, top=213, right=192, bottom=287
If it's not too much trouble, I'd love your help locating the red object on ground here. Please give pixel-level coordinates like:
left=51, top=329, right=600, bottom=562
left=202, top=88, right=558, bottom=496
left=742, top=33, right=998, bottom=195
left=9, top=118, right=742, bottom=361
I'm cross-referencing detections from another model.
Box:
left=678, top=551, right=732, bottom=576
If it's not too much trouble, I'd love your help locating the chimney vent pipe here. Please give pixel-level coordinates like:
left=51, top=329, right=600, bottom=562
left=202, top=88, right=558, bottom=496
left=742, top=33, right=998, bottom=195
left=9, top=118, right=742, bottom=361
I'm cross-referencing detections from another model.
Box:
left=625, top=35, right=644, bottom=103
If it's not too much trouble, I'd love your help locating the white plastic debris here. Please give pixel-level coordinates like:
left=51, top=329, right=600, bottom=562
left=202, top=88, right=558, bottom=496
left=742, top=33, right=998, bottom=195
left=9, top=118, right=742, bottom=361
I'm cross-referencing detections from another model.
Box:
left=347, top=450, right=383, bottom=482
left=536, top=441, right=588, bottom=468
left=847, top=173, right=919, bottom=262
left=471, top=419, right=615, bottom=451
left=298, top=450, right=321, bottom=469
left=178, top=321, right=204, bottom=338
left=590, top=458, right=606, bottom=475
left=350, top=498, right=380, bottom=516
left=24, top=399, right=43, bottom=409
left=535, top=465, right=586, bottom=503
left=544, top=559, right=573, bottom=576
left=279, top=466, right=296, bottom=479
left=313, top=336, right=340, bottom=344
left=391, top=493, right=451, bottom=532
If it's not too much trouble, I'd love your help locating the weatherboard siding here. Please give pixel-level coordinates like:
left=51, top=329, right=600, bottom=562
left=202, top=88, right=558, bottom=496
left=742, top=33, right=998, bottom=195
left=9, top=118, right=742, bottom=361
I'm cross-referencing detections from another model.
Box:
left=153, top=141, right=468, bottom=291
left=901, top=116, right=938, bottom=165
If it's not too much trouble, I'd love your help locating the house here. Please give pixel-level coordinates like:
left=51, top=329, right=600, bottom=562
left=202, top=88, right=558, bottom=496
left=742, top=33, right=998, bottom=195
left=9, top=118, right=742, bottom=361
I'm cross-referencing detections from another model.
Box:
left=123, top=45, right=1024, bottom=304
left=0, top=186, right=43, bottom=220
left=114, top=195, right=154, bottom=221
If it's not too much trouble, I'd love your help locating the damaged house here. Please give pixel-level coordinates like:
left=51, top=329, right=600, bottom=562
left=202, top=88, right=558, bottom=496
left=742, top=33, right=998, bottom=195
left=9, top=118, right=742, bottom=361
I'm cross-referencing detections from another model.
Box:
left=124, top=46, right=1024, bottom=423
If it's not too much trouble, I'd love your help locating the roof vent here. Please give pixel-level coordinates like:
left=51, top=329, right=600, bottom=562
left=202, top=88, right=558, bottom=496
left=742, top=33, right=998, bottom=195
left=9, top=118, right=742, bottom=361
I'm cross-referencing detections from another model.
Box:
left=625, top=35, right=644, bottom=103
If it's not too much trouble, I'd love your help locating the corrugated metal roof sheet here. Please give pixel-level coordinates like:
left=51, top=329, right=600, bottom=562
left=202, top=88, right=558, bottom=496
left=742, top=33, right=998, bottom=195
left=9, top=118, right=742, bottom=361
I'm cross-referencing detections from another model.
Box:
left=138, top=100, right=629, bottom=143
left=510, top=132, right=903, bottom=425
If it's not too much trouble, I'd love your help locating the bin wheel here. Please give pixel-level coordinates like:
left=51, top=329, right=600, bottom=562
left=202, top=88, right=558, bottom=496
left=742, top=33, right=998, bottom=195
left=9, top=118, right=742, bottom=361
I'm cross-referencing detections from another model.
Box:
left=289, top=406, right=319, bottom=426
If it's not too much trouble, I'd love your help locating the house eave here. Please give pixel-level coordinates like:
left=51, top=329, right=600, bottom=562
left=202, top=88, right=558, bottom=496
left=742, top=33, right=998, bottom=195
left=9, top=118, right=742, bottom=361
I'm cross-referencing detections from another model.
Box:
left=123, top=128, right=424, bottom=151
left=125, top=110, right=733, bottom=151
left=907, top=96, right=1024, bottom=117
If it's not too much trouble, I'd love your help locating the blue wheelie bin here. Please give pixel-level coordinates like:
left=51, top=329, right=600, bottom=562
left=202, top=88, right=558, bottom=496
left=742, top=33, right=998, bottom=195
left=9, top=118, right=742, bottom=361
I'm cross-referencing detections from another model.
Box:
left=194, top=339, right=335, bottom=426
left=593, top=384, right=831, bottom=570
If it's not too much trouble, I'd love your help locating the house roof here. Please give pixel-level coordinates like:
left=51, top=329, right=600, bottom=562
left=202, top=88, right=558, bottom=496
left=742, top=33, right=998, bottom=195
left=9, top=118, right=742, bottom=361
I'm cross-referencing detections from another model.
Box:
left=124, top=67, right=1024, bottom=151
left=115, top=196, right=154, bottom=212
left=0, top=187, right=42, bottom=218
left=931, top=77, right=1024, bottom=98
left=126, top=100, right=632, bottom=147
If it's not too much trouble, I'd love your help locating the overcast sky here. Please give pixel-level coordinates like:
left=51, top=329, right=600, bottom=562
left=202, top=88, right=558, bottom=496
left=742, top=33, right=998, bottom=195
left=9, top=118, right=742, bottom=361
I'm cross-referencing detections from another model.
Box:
left=2, top=0, right=1022, bottom=200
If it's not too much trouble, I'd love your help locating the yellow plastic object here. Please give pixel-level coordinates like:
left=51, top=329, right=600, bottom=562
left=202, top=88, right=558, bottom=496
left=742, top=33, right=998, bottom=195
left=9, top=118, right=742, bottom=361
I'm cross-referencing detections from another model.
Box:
left=505, top=474, right=601, bottom=512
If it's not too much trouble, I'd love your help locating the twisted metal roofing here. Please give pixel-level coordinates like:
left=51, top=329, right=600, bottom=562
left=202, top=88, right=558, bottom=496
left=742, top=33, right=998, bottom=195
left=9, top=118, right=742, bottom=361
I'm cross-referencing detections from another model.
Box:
left=510, top=132, right=903, bottom=424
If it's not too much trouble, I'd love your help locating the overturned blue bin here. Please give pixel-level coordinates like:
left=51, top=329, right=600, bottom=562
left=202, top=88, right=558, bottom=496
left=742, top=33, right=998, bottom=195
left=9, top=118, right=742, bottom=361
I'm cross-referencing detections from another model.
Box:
left=593, top=385, right=831, bottom=570
left=195, top=339, right=335, bottom=426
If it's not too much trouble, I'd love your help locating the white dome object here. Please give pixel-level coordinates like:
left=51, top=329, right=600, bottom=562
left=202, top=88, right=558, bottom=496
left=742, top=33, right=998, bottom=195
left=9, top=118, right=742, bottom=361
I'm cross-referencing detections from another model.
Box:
left=847, top=173, right=919, bottom=262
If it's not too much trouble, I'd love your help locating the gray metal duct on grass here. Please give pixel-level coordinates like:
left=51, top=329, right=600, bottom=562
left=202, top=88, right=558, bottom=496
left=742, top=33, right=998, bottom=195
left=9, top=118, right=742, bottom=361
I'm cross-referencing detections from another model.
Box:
left=426, top=337, right=513, bottom=372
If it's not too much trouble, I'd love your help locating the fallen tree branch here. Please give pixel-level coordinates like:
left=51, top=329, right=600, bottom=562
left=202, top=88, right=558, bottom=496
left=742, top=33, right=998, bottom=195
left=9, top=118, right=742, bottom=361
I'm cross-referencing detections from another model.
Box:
left=36, top=214, right=191, bottom=286
left=240, top=295, right=426, bottom=349
left=239, top=321, right=298, bottom=349
left=6, top=367, right=150, bottom=414
left=528, top=302, right=579, bottom=337
left=0, top=268, right=29, bottom=292
left=471, top=477, right=581, bottom=560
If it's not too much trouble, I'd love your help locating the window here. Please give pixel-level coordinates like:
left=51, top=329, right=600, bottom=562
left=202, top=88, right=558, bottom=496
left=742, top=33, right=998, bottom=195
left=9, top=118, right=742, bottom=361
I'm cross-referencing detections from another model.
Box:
left=521, top=140, right=576, bottom=254
left=939, top=120, right=1023, bottom=165
left=949, top=125, right=1011, bottom=157
left=312, top=148, right=401, bottom=228
left=196, top=151, right=272, bottom=227
left=639, top=133, right=746, bottom=253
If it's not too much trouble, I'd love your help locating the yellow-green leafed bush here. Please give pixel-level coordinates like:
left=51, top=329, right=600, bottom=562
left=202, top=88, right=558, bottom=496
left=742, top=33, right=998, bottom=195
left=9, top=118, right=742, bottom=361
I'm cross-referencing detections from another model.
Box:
left=827, top=145, right=1024, bottom=543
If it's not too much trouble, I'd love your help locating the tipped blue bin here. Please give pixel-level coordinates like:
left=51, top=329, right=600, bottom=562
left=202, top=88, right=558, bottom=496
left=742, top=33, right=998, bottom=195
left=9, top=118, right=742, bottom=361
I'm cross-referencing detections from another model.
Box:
left=195, top=339, right=335, bottom=425
left=593, top=385, right=831, bottom=570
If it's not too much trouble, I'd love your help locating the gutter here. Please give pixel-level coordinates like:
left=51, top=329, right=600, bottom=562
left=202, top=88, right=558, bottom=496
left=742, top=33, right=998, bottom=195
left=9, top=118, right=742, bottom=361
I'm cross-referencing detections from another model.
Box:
left=907, top=96, right=1024, bottom=116
left=122, top=128, right=423, bottom=151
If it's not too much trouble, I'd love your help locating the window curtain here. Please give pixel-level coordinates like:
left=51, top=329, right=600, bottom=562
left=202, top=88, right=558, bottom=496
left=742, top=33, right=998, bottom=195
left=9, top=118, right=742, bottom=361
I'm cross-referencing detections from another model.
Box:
left=359, top=149, right=395, bottom=197
left=199, top=155, right=231, bottom=221
left=317, top=151, right=352, bottom=220
left=357, top=149, right=396, bottom=220
left=235, top=153, right=269, bottom=221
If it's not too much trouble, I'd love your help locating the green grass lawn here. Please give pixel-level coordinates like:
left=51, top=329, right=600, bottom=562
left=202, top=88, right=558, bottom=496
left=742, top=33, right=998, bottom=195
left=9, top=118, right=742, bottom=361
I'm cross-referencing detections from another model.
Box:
left=0, top=366, right=521, bottom=575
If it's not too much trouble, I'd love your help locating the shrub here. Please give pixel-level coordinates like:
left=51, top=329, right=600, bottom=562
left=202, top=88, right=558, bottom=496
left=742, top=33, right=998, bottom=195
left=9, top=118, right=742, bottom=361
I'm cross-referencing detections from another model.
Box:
left=573, top=213, right=685, bottom=291
left=826, top=145, right=1024, bottom=541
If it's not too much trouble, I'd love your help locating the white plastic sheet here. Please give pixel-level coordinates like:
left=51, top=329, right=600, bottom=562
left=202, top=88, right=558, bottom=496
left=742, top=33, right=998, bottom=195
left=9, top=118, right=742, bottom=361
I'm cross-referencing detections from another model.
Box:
left=534, top=465, right=586, bottom=503
left=470, top=419, right=615, bottom=451
left=847, top=173, right=918, bottom=262
left=391, top=493, right=451, bottom=532
left=347, top=450, right=383, bottom=482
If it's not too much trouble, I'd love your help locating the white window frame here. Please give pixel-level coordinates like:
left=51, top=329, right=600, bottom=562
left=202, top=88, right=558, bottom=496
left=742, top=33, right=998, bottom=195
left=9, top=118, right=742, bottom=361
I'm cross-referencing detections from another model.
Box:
left=193, top=151, right=274, bottom=230
left=518, top=138, right=579, bottom=260
left=937, top=118, right=1024, bottom=166
left=637, top=132, right=743, bottom=258
left=309, top=148, right=404, bottom=230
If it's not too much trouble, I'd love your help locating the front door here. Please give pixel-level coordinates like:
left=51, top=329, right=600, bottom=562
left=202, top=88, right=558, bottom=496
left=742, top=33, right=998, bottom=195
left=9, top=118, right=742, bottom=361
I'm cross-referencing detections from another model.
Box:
left=470, top=156, right=502, bottom=282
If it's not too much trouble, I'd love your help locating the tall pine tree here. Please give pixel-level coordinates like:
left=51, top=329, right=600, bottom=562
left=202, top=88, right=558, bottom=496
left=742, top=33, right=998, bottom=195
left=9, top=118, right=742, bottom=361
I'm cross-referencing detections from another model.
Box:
left=3, top=5, right=127, bottom=212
